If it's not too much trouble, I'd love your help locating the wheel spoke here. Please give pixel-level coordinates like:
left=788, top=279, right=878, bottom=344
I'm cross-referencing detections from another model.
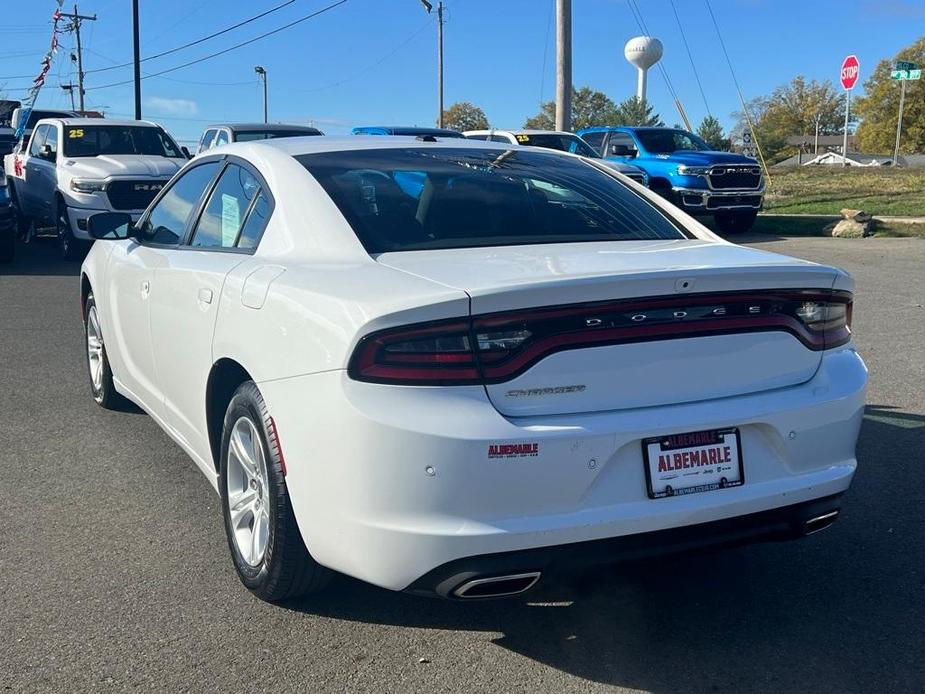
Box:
left=229, top=426, right=257, bottom=479
left=229, top=495, right=255, bottom=530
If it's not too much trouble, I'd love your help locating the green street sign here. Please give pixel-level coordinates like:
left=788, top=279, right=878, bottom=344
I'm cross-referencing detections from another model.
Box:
left=895, top=60, right=918, bottom=71
left=891, top=69, right=922, bottom=80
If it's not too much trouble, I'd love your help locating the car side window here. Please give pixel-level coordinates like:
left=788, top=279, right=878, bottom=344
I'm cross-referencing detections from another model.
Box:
left=29, top=124, right=49, bottom=157
left=608, top=132, right=638, bottom=156
left=189, top=163, right=265, bottom=250
left=215, top=130, right=230, bottom=146
left=236, top=190, right=270, bottom=250
left=137, top=161, right=221, bottom=245
left=44, top=125, right=59, bottom=160
left=199, top=129, right=217, bottom=152
left=581, top=131, right=605, bottom=154
left=490, top=134, right=512, bottom=143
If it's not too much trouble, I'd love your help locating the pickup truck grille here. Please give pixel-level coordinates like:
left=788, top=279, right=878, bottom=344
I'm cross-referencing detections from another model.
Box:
left=708, top=166, right=762, bottom=190
left=105, top=179, right=169, bottom=211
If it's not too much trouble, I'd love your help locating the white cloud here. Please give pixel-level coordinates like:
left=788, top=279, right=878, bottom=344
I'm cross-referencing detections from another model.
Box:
left=145, top=96, right=199, bottom=116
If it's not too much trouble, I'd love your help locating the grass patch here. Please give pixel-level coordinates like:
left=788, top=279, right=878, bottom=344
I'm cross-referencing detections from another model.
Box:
left=764, top=167, right=925, bottom=216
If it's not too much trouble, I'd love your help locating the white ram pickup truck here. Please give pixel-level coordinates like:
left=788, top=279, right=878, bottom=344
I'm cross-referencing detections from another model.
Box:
left=4, top=118, right=188, bottom=260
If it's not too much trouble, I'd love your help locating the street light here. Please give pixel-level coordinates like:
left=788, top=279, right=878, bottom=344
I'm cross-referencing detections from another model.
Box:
left=254, top=65, right=268, bottom=124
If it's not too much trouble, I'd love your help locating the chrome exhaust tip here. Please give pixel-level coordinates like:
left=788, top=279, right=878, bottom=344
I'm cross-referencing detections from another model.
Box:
left=804, top=510, right=840, bottom=535
left=452, top=571, right=542, bottom=599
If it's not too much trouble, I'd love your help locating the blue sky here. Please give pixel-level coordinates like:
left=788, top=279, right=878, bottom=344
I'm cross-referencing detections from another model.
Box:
left=1, top=0, right=923, bottom=144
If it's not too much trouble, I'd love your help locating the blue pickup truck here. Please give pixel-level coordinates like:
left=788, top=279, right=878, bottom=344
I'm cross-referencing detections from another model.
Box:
left=577, top=126, right=764, bottom=234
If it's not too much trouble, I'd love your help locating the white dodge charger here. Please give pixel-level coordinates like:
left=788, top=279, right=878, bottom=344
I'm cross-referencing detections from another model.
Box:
left=80, top=137, right=867, bottom=601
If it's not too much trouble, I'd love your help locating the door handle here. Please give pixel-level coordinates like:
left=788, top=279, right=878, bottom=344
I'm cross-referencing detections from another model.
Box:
left=141, top=280, right=150, bottom=297
left=198, top=288, right=213, bottom=304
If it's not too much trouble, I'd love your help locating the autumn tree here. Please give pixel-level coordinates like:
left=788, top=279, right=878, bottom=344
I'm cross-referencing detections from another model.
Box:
left=696, top=115, right=730, bottom=151
left=855, top=36, right=925, bottom=154
left=442, top=102, right=489, bottom=132
left=734, top=75, right=846, bottom=162
left=524, top=86, right=621, bottom=130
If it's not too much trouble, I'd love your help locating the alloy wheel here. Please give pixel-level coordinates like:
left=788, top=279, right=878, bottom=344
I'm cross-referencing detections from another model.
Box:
left=226, top=416, right=272, bottom=567
left=86, top=305, right=105, bottom=400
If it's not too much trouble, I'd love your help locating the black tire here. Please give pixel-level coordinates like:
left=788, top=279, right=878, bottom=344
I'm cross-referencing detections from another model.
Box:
left=57, top=198, right=84, bottom=261
left=714, top=210, right=758, bottom=235
left=84, top=291, right=128, bottom=410
left=0, top=226, right=13, bottom=263
left=9, top=185, right=30, bottom=242
left=220, top=381, right=331, bottom=601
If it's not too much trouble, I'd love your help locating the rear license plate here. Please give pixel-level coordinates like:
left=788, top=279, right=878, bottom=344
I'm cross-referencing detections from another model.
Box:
left=642, top=428, right=744, bottom=499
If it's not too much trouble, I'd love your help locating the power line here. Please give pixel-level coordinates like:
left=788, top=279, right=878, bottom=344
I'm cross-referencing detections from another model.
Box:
left=290, top=15, right=433, bottom=93
left=538, top=0, right=553, bottom=107
left=85, top=0, right=303, bottom=75
left=668, top=0, right=710, bottom=117
left=704, top=0, right=771, bottom=181
left=85, top=0, right=347, bottom=91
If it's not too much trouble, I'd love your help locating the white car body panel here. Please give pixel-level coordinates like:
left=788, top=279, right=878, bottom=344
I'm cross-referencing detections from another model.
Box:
left=80, top=136, right=867, bottom=594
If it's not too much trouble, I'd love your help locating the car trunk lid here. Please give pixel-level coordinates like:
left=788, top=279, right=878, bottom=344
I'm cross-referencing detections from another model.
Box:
left=376, top=240, right=842, bottom=416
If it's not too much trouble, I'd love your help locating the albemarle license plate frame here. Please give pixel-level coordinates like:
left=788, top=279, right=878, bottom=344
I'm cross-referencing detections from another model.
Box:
left=642, top=427, right=745, bottom=499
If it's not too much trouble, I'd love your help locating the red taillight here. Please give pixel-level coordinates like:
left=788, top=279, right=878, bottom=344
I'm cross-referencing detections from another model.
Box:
left=348, top=290, right=853, bottom=386
left=349, top=320, right=482, bottom=384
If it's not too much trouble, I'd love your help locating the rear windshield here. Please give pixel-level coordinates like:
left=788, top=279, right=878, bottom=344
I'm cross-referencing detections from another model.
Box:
left=62, top=125, right=182, bottom=158
left=515, top=133, right=598, bottom=158
left=235, top=129, right=321, bottom=142
left=298, top=147, right=684, bottom=253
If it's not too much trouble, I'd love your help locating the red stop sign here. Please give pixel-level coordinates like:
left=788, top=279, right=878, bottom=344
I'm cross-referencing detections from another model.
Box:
left=841, top=55, right=860, bottom=90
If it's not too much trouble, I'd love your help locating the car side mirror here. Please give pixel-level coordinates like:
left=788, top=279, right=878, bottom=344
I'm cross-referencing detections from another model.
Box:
left=88, top=212, right=134, bottom=240
left=610, top=143, right=637, bottom=158
left=181, top=146, right=191, bottom=159
left=39, top=143, right=54, bottom=160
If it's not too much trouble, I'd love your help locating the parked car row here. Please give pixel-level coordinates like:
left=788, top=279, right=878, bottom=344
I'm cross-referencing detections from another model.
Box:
left=3, top=112, right=764, bottom=264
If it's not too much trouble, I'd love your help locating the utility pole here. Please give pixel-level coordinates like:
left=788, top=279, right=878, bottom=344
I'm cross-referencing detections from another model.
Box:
left=436, top=1, right=444, bottom=128
left=555, top=0, right=572, bottom=131
left=813, top=114, right=821, bottom=155
left=132, top=0, right=141, bottom=119
left=65, top=5, right=97, bottom=113
left=893, top=77, right=907, bottom=166
left=255, top=66, right=268, bottom=123
left=61, top=84, right=76, bottom=110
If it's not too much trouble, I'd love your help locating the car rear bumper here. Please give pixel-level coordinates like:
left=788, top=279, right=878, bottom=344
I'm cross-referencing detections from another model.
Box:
left=406, top=492, right=844, bottom=598
left=259, top=346, right=866, bottom=592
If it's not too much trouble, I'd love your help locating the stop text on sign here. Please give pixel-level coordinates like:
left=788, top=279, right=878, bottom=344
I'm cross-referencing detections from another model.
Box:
left=841, top=55, right=860, bottom=90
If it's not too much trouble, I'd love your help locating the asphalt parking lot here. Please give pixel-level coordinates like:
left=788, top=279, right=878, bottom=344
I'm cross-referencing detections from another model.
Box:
left=1, top=235, right=923, bottom=694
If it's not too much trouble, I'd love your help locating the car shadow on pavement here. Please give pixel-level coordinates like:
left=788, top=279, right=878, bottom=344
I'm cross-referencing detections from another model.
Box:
left=284, top=406, right=924, bottom=693
left=0, top=238, right=83, bottom=276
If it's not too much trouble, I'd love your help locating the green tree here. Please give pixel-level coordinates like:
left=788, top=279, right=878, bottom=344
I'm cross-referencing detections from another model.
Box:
left=442, top=101, right=489, bottom=131
left=855, top=36, right=925, bottom=154
left=524, top=86, right=620, bottom=130
left=613, top=97, right=664, bottom=127
left=696, top=115, right=730, bottom=151
left=734, top=75, right=845, bottom=162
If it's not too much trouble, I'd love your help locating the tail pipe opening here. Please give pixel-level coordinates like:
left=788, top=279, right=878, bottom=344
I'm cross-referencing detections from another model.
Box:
left=452, top=572, right=541, bottom=599
left=803, top=510, right=840, bottom=535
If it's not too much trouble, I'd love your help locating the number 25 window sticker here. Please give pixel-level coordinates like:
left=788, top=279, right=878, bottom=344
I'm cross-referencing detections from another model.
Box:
left=68, top=128, right=84, bottom=138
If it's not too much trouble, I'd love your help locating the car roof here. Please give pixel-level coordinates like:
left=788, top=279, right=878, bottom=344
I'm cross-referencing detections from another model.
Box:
left=214, top=136, right=534, bottom=159
left=464, top=129, right=581, bottom=137
left=206, top=122, right=323, bottom=133
left=352, top=126, right=464, bottom=137
left=53, top=118, right=161, bottom=127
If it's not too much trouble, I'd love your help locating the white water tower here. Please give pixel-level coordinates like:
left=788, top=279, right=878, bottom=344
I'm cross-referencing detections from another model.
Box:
left=624, top=36, right=663, bottom=104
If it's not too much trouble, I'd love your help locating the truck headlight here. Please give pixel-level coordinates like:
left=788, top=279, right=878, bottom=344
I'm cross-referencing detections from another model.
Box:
left=71, top=179, right=107, bottom=193
left=676, top=165, right=709, bottom=176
